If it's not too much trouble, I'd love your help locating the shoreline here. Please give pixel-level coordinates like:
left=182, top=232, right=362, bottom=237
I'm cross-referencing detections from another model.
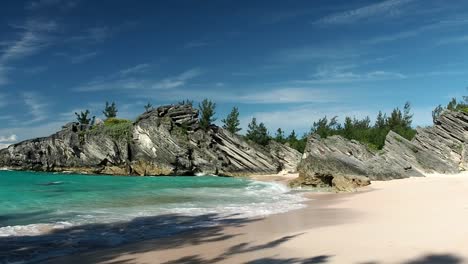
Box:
left=45, top=172, right=468, bottom=264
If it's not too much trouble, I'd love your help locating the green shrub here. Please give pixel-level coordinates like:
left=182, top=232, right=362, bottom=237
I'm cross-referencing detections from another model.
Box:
left=104, top=118, right=132, bottom=126
left=87, top=118, right=133, bottom=142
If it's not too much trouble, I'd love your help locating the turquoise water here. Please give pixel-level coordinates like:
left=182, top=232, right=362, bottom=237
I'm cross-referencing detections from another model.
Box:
left=0, top=170, right=306, bottom=237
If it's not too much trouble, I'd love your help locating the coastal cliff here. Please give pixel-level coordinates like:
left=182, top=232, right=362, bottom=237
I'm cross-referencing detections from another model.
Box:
left=0, top=104, right=301, bottom=176
left=293, top=110, right=468, bottom=188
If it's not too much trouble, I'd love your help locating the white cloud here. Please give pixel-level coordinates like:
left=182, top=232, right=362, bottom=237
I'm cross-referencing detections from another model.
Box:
left=314, top=0, right=415, bottom=25
left=0, top=134, right=17, bottom=149
left=0, top=134, right=17, bottom=142
left=0, top=121, right=64, bottom=144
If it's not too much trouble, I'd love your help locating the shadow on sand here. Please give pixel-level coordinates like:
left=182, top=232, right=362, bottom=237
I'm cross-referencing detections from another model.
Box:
left=0, top=209, right=465, bottom=264
left=0, top=213, right=258, bottom=263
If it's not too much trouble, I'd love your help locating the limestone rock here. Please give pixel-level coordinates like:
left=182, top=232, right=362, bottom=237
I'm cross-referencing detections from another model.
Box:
left=289, top=172, right=370, bottom=192
left=297, top=110, right=468, bottom=184
left=0, top=104, right=298, bottom=177
left=267, top=141, right=302, bottom=173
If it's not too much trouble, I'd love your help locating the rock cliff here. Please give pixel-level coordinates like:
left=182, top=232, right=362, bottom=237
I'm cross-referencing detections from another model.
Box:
left=0, top=104, right=301, bottom=176
left=294, top=111, right=468, bottom=189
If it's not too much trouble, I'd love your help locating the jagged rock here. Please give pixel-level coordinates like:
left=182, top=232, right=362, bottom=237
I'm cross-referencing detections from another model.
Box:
left=413, top=111, right=468, bottom=171
left=267, top=141, right=302, bottom=173
left=0, top=104, right=298, bottom=176
left=297, top=111, right=468, bottom=185
left=289, top=172, right=370, bottom=192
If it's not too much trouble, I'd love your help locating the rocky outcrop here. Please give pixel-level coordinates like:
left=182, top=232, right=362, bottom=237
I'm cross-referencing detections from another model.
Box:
left=0, top=104, right=300, bottom=176
left=295, top=111, right=468, bottom=188
left=267, top=141, right=302, bottom=173
left=289, top=172, right=371, bottom=192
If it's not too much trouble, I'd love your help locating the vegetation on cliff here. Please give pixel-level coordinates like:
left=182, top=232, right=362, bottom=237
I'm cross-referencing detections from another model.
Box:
left=433, top=97, right=468, bottom=123
left=87, top=118, right=133, bottom=142
left=305, top=102, right=416, bottom=150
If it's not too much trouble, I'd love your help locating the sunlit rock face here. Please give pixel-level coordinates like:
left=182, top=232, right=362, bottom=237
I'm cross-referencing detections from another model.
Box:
left=0, top=104, right=301, bottom=176
left=296, top=111, right=467, bottom=189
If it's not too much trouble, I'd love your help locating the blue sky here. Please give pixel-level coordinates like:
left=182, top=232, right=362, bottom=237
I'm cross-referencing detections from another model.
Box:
left=0, top=0, right=467, bottom=146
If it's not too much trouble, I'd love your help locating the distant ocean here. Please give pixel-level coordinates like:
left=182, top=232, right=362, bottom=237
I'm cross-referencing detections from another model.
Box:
left=0, top=170, right=306, bottom=237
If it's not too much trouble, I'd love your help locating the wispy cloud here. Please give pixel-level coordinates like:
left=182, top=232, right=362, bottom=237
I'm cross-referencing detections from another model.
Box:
left=74, top=67, right=202, bottom=92
left=24, top=65, right=48, bottom=74
left=67, top=26, right=112, bottom=43
left=140, top=87, right=343, bottom=105
left=67, top=22, right=137, bottom=44
left=25, top=0, right=78, bottom=10
left=0, top=94, right=8, bottom=108
left=0, top=19, right=57, bottom=85
left=300, top=67, right=406, bottom=84
left=274, top=46, right=360, bottom=63
left=184, top=40, right=210, bottom=49
left=56, top=51, right=98, bottom=64
left=314, top=0, right=415, bottom=25
left=22, top=92, right=49, bottom=124
left=437, top=35, right=468, bottom=46
left=152, top=68, right=203, bottom=89
left=367, top=19, right=468, bottom=44
left=236, top=88, right=340, bottom=104
left=119, top=63, right=150, bottom=76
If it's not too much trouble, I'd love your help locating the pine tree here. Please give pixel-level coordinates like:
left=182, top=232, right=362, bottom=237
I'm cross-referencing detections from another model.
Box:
left=287, top=130, right=297, bottom=142
left=144, top=102, right=153, bottom=113
left=103, top=101, right=118, bottom=119
left=222, top=107, right=241, bottom=134
left=198, top=99, right=216, bottom=131
left=246, top=118, right=270, bottom=146
left=402, top=102, right=413, bottom=127
left=75, top=110, right=95, bottom=125
left=275, top=128, right=285, bottom=143
left=447, top=98, right=457, bottom=110
left=375, top=111, right=386, bottom=129
left=432, top=105, right=444, bottom=124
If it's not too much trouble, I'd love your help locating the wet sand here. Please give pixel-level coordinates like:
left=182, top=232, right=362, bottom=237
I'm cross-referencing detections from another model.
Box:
left=47, top=173, right=468, bottom=264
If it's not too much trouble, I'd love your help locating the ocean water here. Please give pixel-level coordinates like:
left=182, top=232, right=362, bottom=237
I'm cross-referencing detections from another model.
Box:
left=0, top=170, right=307, bottom=237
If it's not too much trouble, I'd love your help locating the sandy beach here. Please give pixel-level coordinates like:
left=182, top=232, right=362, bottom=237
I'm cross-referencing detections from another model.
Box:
left=45, top=173, right=468, bottom=264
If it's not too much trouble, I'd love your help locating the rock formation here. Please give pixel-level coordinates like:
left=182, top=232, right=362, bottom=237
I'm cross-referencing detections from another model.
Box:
left=0, top=104, right=302, bottom=176
left=293, top=110, right=468, bottom=190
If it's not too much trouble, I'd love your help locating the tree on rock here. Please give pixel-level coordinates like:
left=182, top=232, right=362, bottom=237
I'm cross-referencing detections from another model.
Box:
left=246, top=117, right=270, bottom=146
left=222, top=107, right=241, bottom=134
left=432, top=105, right=444, bottom=124
left=199, top=99, right=216, bottom=131
left=75, top=110, right=95, bottom=125
left=275, top=128, right=286, bottom=143
left=144, top=102, right=153, bottom=113
left=103, top=101, right=118, bottom=119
